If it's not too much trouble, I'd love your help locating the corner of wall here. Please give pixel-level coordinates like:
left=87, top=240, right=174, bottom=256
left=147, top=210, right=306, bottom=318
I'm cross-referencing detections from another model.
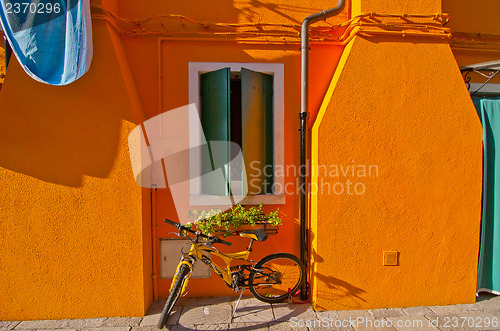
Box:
left=310, top=39, right=356, bottom=310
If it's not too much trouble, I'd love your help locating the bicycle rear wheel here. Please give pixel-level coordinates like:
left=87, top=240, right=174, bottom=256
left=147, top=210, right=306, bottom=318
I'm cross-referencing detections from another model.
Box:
left=157, top=263, right=191, bottom=329
left=248, top=253, right=304, bottom=303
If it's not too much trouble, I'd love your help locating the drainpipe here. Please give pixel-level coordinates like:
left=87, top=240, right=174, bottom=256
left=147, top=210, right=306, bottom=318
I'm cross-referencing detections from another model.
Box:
left=4, top=36, right=12, bottom=68
left=300, top=0, right=346, bottom=301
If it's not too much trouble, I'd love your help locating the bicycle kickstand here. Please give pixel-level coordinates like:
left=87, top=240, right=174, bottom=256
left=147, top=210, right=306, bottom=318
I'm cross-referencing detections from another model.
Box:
left=231, top=289, right=246, bottom=322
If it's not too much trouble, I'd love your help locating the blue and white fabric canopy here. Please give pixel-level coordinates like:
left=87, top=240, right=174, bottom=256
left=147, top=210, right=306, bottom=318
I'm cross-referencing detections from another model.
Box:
left=0, top=0, right=92, bottom=85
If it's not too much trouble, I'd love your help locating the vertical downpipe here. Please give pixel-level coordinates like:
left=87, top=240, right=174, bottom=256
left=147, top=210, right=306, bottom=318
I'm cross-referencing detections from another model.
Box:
left=4, top=36, right=12, bottom=69
left=300, top=0, right=346, bottom=301
left=151, top=185, right=159, bottom=301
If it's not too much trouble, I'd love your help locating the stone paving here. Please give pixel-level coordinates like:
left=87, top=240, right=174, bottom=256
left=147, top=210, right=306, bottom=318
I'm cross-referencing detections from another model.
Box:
left=2, top=293, right=500, bottom=331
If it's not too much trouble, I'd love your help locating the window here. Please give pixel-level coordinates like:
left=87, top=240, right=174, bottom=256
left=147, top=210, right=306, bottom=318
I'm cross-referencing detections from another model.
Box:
left=189, top=62, right=285, bottom=205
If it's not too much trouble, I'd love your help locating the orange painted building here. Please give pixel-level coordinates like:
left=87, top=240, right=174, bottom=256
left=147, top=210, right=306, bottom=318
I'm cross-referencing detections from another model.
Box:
left=0, top=0, right=495, bottom=320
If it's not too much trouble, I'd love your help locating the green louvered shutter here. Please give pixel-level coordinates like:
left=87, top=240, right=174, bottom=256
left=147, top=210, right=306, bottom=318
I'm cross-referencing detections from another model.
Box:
left=200, top=68, right=231, bottom=196
left=241, top=68, right=274, bottom=195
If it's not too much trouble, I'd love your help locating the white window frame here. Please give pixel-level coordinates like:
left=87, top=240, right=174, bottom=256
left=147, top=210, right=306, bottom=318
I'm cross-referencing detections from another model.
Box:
left=188, top=62, right=285, bottom=205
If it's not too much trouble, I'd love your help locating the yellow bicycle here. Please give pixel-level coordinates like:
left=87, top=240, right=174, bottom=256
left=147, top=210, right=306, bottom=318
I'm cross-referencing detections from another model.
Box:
left=157, top=218, right=304, bottom=329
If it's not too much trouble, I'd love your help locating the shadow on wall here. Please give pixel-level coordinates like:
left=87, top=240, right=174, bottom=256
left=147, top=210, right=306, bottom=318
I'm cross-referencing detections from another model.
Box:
left=313, top=269, right=368, bottom=310
left=442, top=0, right=500, bottom=36
left=0, top=23, right=138, bottom=187
left=309, top=210, right=367, bottom=309
left=117, top=0, right=326, bottom=26
left=0, top=0, right=340, bottom=188
left=235, top=0, right=323, bottom=24
left=311, top=239, right=367, bottom=310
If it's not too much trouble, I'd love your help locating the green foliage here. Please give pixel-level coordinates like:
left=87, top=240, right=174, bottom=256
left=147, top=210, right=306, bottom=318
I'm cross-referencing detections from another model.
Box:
left=187, top=204, right=282, bottom=237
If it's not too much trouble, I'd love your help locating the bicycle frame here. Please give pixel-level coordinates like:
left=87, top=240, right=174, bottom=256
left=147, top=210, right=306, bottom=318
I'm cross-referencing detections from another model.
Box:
left=158, top=219, right=304, bottom=330
left=190, top=243, right=251, bottom=285
left=171, top=241, right=253, bottom=296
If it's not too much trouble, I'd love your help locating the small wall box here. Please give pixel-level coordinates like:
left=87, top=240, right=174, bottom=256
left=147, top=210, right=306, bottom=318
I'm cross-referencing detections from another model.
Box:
left=160, top=239, right=211, bottom=278
left=383, top=251, right=399, bottom=266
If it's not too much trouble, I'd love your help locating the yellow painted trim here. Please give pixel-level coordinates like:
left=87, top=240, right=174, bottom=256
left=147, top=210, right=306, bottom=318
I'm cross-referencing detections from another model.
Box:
left=310, top=38, right=356, bottom=307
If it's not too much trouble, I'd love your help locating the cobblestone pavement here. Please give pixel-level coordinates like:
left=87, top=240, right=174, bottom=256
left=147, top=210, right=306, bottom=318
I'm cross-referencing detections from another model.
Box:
left=2, top=293, right=500, bottom=331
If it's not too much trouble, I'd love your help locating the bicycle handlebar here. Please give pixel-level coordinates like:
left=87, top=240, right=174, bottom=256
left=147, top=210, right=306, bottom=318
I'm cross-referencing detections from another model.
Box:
left=212, top=237, right=232, bottom=246
left=164, top=218, right=232, bottom=246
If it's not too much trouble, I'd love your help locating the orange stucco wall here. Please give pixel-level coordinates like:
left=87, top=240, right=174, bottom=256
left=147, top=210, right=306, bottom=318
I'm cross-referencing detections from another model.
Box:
left=0, top=36, right=4, bottom=86
left=352, top=0, right=441, bottom=15
left=443, top=0, right=500, bottom=36
left=115, top=0, right=349, bottom=25
left=0, top=21, right=152, bottom=319
left=0, top=0, right=493, bottom=319
left=150, top=37, right=345, bottom=299
left=152, top=40, right=340, bottom=298
left=0, top=0, right=348, bottom=319
left=310, top=0, right=483, bottom=311
left=444, top=0, right=500, bottom=85
left=112, top=0, right=347, bottom=299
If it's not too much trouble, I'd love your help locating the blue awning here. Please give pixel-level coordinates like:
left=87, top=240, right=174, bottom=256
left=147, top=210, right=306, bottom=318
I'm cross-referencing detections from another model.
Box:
left=0, top=0, right=92, bottom=85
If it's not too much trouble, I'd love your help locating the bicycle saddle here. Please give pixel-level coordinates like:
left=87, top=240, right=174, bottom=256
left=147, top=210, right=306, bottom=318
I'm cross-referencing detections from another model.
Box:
left=239, top=228, right=268, bottom=241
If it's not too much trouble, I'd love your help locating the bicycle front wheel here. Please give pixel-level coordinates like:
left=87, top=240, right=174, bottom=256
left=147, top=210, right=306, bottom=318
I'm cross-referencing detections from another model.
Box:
left=248, top=253, right=304, bottom=303
left=157, top=263, right=191, bottom=329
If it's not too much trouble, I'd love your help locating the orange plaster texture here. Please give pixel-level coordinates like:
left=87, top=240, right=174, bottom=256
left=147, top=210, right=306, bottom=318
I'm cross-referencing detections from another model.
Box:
left=0, top=22, right=152, bottom=320
left=115, top=0, right=347, bottom=299
left=0, top=0, right=347, bottom=319
left=0, top=0, right=490, bottom=319
left=0, top=47, right=4, bottom=86
left=444, top=0, right=500, bottom=85
left=310, top=0, right=483, bottom=309
left=151, top=40, right=343, bottom=298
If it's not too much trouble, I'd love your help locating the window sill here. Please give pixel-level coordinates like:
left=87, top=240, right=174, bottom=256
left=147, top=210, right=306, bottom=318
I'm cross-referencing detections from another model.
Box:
left=189, top=194, right=286, bottom=206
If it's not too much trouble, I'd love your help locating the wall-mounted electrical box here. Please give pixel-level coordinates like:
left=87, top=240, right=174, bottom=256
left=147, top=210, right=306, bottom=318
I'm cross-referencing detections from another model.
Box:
left=383, top=251, right=399, bottom=266
left=160, top=239, right=211, bottom=278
